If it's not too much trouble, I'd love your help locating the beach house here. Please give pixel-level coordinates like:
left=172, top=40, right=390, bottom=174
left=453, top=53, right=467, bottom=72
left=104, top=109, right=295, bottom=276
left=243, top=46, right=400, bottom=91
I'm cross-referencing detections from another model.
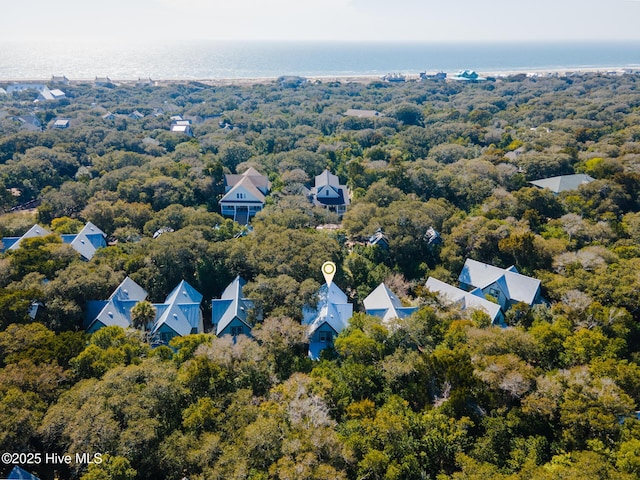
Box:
left=303, top=281, right=353, bottom=359
left=219, top=167, right=271, bottom=224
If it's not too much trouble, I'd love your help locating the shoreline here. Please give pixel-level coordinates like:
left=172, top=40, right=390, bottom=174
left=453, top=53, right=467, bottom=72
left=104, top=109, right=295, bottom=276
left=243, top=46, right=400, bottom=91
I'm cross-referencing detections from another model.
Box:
left=1, top=66, right=639, bottom=86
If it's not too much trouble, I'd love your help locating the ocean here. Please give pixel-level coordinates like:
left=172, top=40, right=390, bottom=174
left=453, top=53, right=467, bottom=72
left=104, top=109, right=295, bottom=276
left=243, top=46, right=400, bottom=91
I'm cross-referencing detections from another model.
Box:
left=1, top=40, right=639, bottom=81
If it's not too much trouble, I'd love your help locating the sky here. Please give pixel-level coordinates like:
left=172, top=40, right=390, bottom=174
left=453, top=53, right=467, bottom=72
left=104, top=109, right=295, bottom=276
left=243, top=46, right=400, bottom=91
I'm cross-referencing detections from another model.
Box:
left=4, top=0, right=640, bottom=43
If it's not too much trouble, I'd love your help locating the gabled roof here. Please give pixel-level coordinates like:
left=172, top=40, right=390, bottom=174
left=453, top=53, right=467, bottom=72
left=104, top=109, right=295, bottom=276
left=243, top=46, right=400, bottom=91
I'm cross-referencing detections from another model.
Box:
left=529, top=174, right=594, bottom=193
left=310, top=170, right=350, bottom=208
left=111, top=276, right=148, bottom=303
left=5, top=224, right=51, bottom=251
left=150, top=302, right=193, bottom=337
left=164, top=279, right=203, bottom=305
left=150, top=280, right=203, bottom=339
left=363, top=283, right=417, bottom=322
left=8, top=465, right=41, bottom=480
left=303, top=282, right=353, bottom=336
left=426, top=277, right=503, bottom=324
left=315, top=170, right=340, bottom=189
left=69, top=233, right=100, bottom=260
left=3, top=222, right=106, bottom=259
left=224, top=167, right=271, bottom=194
left=220, top=175, right=266, bottom=204
left=86, top=276, right=148, bottom=331
left=458, top=259, right=541, bottom=306
left=79, top=221, right=106, bottom=237
left=65, top=222, right=107, bottom=260
left=212, top=276, right=254, bottom=335
left=368, top=228, right=389, bottom=248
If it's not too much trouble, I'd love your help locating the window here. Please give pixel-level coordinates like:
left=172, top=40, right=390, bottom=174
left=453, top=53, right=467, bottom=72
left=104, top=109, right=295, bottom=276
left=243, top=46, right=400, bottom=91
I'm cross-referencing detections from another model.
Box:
left=236, top=193, right=245, bottom=199
left=231, top=326, right=244, bottom=336
left=319, top=331, right=332, bottom=343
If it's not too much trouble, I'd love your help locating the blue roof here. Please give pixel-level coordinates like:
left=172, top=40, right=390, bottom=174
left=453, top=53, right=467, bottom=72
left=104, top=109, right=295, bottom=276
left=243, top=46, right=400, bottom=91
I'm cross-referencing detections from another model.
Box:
left=86, top=277, right=148, bottom=332
left=151, top=280, right=204, bottom=341
left=458, top=259, right=541, bottom=306
left=426, top=276, right=504, bottom=325
left=8, top=466, right=41, bottom=480
left=363, top=283, right=417, bottom=323
left=2, top=222, right=106, bottom=259
left=303, top=282, right=353, bottom=337
left=212, top=276, right=254, bottom=335
left=164, top=280, right=203, bottom=305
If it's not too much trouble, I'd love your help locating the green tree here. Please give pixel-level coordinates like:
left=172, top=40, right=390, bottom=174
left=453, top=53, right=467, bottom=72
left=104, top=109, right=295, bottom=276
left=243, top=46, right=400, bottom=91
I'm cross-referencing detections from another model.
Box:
left=130, top=300, right=156, bottom=332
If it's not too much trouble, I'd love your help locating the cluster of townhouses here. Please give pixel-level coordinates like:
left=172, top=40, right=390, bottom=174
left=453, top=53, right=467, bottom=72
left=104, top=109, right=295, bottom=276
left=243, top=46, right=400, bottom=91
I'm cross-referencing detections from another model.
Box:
left=1, top=218, right=546, bottom=357
left=76, top=256, right=545, bottom=358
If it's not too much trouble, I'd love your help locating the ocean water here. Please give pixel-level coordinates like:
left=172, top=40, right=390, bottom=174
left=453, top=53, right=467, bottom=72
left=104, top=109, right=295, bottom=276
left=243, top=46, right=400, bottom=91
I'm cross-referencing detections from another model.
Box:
left=1, top=40, right=639, bottom=81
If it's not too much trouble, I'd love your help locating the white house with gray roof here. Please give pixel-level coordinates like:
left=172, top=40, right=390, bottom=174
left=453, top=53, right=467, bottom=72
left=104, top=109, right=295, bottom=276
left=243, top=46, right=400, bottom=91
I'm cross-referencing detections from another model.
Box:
left=363, top=283, right=418, bottom=323
left=458, top=259, right=544, bottom=311
left=309, top=169, right=350, bottom=217
left=220, top=167, right=271, bottom=224
left=425, top=277, right=504, bottom=325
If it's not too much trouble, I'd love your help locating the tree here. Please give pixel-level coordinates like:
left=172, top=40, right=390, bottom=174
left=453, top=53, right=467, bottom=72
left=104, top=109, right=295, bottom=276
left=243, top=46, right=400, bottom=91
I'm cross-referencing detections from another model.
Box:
left=130, top=301, right=156, bottom=332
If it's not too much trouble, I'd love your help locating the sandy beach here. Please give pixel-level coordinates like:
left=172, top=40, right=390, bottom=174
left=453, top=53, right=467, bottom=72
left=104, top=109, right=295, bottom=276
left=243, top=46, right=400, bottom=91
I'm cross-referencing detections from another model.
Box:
left=2, top=66, right=638, bottom=87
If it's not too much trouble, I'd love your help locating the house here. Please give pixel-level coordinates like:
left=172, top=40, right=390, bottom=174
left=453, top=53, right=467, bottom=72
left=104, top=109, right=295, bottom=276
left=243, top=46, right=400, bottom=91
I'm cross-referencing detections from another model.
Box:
left=367, top=228, right=389, bottom=249
left=37, top=86, right=65, bottom=101
left=86, top=278, right=204, bottom=342
left=425, top=277, right=504, bottom=325
left=219, top=167, right=271, bottom=224
left=302, top=281, right=353, bottom=359
left=12, top=115, right=42, bottom=131
left=278, top=75, right=307, bottom=88
left=451, top=70, right=486, bottom=82
left=2, top=222, right=107, bottom=260
left=60, top=221, right=107, bottom=260
left=363, top=283, right=418, bottom=323
left=458, top=259, right=544, bottom=311
left=171, top=124, right=193, bottom=136
left=343, top=109, right=383, bottom=118
left=102, top=112, right=116, bottom=120
left=2, top=224, right=52, bottom=251
left=50, top=75, right=70, bottom=85
left=529, top=174, right=595, bottom=194
left=420, top=71, right=447, bottom=80
left=85, top=277, right=148, bottom=333
left=212, top=276, right=255, bottom=337
left=136, top=77, right=154, bottom=87
left=6, top=83, right=46, bottom=94
left=150, top=280, right=204, bottom=344
left=382, top=73, right=406, bottom=82
left=129, top=110, right=145, bottom=119
left=308, top=169, right=350, bottom=217
left=424, top=226, right=443, bottom=246
left=7, top=465, right=41, bottom=480
left=52, top=118, right=70, bottom=129
left=95, top=76, right=113, bottom=86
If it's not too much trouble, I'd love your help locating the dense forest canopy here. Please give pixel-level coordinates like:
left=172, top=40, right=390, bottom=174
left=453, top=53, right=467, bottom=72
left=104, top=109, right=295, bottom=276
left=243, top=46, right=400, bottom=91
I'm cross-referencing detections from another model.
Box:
left=0, top=73, right=640, bottom=479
